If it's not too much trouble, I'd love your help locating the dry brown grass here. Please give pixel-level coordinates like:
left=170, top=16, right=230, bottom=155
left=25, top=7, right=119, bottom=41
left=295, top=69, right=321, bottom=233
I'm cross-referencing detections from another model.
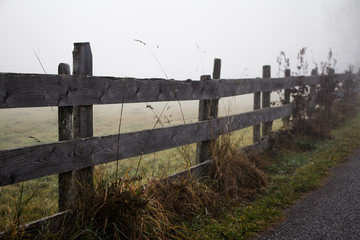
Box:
left=146, top=178, right=218, bottom=220
left=210, top=135, right=268, bottom=200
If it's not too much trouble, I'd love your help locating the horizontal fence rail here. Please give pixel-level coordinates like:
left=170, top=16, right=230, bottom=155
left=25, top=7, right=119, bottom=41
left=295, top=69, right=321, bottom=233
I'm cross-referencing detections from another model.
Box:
left=0, top=103, right=294, bottom=186
left=0, top=72, right=352, bottom=109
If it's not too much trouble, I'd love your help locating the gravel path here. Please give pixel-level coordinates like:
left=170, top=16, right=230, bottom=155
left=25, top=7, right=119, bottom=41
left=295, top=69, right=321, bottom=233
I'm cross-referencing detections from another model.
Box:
left=256, top=149, right=360, bottom=240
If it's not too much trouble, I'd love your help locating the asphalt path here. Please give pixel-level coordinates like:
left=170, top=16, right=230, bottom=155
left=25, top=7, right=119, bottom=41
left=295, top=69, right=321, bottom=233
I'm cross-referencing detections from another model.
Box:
left=256, top=149, right=360, bottom=240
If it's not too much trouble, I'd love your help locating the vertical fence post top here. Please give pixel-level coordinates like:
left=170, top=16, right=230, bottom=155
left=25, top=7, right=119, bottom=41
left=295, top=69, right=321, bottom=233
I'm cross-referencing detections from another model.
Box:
left=58, top=63, right=70, bottom=75
left=213, top=58, right=221, bottom=80
left=285, top=69, right=291, bottom=77
left=311, top=68, right=318, bottom=76
left=263, top=65, right=271, bottom=78
left=73, top=42, right=92, bottom=76
left=74, top=42, right=91, bottom=46
left=200, top=75, right=212, bottom=81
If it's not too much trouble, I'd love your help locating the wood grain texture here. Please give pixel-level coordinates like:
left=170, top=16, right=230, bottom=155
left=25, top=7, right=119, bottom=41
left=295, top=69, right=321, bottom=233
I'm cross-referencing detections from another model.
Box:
left=196, top=59, right=221, bottom=164
left=210, top=58, right=221, bottom=118
left=57, top=63, right=74, bottom=212
left=2, top=73, right=341, bottom=109
left=72, top=42, right=94, bottom=192
left=253, top=91, right=261, bottom=143
left=262, top=65, right=272, bottom=137
left=196, top=75, right=213, bottom=164
left=72, top=43, right=92, bottom=76
left=0, top=103, right=294, bottom=186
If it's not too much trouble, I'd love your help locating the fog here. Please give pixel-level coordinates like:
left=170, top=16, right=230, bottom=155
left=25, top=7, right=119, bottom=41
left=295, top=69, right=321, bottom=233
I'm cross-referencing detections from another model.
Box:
left=0, top=0, right=360, bottom=134
left=1, top=0, right=359, bottom=80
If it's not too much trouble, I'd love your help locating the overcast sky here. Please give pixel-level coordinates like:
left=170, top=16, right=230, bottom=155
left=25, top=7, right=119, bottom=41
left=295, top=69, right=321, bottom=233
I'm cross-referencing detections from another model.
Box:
left=1, top=0, right=359, bottom=80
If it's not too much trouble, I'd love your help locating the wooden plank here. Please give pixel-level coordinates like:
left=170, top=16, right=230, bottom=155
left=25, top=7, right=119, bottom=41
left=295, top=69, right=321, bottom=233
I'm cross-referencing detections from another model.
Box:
left=262, top=65, right=272, bottom=136
left=2, top=72, right=345, bottom=109
left=167, top=160, right=212, bottom=181
left=0, top=210, right=72, bottom=238
left=216, top=103, right=294, bottom=133
left=0, top=103, right=294, bottom=186
left=57, top=63, right=74, bottom=212
left=72, top=42, right=94, bottom=192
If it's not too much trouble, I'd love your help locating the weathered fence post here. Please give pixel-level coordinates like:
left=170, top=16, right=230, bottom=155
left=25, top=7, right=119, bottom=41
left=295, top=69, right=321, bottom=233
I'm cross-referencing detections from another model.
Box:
left=253, top=91, right=261, bottom=143
left=262, top=65, right=271, bottom=137
left=58, top=63, right=73, bottom=211
left=283, top=69, right=291, bottom=127
left=196, top=58, right=221, bottom=164
left=72, top=43, right=94, bottom=194
left=211, top=59, right=221, bottom=117
left=309, top=68, right=318, bottom=114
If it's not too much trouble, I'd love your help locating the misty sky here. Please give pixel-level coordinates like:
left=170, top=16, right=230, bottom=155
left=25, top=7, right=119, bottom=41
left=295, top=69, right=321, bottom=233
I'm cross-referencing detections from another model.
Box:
left=1, top=0, right=359, bottom=80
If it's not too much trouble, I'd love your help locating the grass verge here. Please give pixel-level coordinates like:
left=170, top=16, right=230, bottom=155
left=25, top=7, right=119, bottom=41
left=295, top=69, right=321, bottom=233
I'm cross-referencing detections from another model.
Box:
left=185, top=111, right=360, bottom=239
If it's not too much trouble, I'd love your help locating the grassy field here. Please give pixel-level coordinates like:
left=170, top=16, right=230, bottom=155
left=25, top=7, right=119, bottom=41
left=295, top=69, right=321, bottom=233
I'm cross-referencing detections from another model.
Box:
left=0, top=94, right=276, bottom=231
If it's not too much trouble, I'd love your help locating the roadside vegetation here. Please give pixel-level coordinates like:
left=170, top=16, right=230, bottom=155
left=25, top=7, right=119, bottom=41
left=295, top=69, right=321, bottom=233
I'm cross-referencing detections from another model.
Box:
left=188, top=106, right=360, bottom=239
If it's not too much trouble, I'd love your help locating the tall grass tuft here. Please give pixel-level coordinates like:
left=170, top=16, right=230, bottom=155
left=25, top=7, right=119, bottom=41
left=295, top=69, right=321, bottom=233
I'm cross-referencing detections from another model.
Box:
left=210, top=134, right=268, bottom=200
left=1, top=184, right=39, bottom=240
left=47, top=175, right=183, bottom=239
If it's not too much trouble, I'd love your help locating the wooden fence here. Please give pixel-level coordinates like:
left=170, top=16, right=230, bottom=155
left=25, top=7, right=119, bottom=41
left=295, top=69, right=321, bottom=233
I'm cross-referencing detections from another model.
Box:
left=0, top=42, right=358, bottom=217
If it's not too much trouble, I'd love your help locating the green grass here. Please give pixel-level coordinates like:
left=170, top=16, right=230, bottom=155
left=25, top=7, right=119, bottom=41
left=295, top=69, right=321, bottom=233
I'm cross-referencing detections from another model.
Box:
left=186, top=111, right=360, bottom=239
left=0, top=176, right=58, bottom=231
